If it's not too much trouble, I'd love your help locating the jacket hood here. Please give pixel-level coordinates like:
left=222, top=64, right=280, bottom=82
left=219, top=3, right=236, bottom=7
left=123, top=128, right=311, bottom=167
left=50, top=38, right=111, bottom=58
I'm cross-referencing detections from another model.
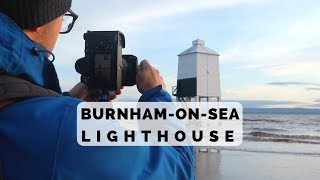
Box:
left=0, top=12, right=61, bottom=94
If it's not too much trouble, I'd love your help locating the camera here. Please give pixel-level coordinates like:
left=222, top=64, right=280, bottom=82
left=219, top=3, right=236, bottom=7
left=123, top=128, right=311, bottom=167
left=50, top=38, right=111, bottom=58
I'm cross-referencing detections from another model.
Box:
left=75, top=31, right=138, bottom=95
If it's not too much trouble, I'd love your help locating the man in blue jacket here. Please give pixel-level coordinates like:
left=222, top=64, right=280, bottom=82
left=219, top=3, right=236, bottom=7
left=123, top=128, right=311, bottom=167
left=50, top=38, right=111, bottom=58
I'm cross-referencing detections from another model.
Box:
left=0, top=0, right=195, bottom=179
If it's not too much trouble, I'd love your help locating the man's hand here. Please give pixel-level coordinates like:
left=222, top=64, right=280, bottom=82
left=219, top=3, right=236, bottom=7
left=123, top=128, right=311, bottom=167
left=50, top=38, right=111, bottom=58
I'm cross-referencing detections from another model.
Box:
left=136, top=60, right=166, bottom=94
left=69, top=83, right=122, bottom=101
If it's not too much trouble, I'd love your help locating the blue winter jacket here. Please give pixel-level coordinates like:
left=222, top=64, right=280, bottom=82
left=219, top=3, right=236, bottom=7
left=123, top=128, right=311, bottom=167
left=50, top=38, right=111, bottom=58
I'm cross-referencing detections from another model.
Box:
left=0, top=12, right=195, bottom=180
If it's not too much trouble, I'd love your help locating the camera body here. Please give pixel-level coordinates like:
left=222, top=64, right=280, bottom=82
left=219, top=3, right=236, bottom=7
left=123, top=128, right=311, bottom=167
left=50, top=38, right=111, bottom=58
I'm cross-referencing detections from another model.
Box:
left=75, top=31, right=138, bottom=95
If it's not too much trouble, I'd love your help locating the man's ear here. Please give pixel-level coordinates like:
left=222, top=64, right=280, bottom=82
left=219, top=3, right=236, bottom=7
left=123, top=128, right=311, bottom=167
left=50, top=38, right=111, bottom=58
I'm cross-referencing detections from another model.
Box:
left=23, top=27, right=41, bottom=39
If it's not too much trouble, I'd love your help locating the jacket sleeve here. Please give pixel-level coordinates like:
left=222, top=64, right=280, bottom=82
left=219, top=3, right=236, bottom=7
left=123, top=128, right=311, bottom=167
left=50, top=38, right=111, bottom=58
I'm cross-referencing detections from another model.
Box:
left=52, top=98, right=195, bottom=180
left=138, top=85, right=173, bottom=102
left=138, top=85, right=195, bottom=178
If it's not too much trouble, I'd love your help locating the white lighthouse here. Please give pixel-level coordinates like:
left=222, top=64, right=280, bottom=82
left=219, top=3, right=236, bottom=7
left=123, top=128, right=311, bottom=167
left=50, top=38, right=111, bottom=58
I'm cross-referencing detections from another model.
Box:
left=174, top=39, right=221, bottom=102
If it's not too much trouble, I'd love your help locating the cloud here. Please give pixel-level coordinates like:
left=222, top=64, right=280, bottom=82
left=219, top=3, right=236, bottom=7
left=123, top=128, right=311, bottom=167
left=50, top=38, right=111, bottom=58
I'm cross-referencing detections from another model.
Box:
left=55, top=0, right=275, bottom=89
left=303, top=103, right=320, bottom=109
left=89, top=0, right=272, bottom=29
left=52, top=0, right=320, bottom=107
left=223, top=84, right=320, bottom=107
left=263, top=61, right=320, bottom=79
left=219, top=6, right=320, bottom=80
left=224, top=100, right=300, bottom=108
left=266, top=82, right=320, bottom=86
left=306, top=88, right=320, bottom=91
left=266, top=82, right=320, bottom=92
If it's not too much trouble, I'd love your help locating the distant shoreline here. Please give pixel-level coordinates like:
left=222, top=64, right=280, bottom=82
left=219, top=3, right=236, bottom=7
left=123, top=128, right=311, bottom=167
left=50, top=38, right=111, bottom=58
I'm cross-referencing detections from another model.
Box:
left=244, top=108, right=320, bottom=115
left=207, top=148, right=320, bottom=157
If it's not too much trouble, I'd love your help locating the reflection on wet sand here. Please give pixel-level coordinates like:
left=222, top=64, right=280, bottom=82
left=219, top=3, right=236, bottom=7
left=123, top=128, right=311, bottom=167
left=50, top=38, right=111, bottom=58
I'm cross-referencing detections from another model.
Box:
left=196, top=151, right=221, bottom=180
left=195, top=150, right=320, bottom=180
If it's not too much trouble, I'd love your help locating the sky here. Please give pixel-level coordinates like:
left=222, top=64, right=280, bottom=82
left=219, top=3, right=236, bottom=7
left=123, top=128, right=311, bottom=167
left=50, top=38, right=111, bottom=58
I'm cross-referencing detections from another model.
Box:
left=53, top=0, right=320, bottom=108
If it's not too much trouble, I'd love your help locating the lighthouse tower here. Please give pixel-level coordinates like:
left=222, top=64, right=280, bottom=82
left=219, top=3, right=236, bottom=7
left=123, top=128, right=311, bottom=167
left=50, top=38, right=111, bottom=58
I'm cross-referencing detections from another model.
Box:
left=173, top=39, right=221, bottom=102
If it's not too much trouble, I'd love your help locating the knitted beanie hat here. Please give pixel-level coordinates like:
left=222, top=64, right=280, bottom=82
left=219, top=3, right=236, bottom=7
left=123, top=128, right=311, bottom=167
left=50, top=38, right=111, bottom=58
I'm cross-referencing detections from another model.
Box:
left=0, top=0, right=72, bottom=29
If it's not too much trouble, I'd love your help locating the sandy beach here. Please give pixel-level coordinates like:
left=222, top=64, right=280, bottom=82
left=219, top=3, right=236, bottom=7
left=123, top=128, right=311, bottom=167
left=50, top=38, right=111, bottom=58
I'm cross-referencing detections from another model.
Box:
left=195, top=150, right=320, bottom=180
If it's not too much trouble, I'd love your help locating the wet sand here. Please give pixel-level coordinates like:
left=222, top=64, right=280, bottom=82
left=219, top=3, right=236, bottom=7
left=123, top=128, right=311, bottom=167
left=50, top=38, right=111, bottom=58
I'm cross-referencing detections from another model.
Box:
left=195, top=150, right=320, bottom=180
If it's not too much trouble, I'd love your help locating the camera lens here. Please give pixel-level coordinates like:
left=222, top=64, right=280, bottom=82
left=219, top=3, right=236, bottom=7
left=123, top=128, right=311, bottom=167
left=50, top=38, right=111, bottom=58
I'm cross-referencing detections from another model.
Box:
left=122, top=55, right=138, bottom=86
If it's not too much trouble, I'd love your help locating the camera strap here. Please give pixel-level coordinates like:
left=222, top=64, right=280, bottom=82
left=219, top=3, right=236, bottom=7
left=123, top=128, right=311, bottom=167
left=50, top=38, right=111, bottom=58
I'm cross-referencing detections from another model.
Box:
left=0, top=75, right=60, bottom=108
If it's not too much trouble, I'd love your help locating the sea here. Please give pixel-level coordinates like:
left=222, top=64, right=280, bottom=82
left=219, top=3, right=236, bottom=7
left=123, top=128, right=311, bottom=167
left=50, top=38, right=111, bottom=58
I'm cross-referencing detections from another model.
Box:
left=221, top=114, right=320, bottom=155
